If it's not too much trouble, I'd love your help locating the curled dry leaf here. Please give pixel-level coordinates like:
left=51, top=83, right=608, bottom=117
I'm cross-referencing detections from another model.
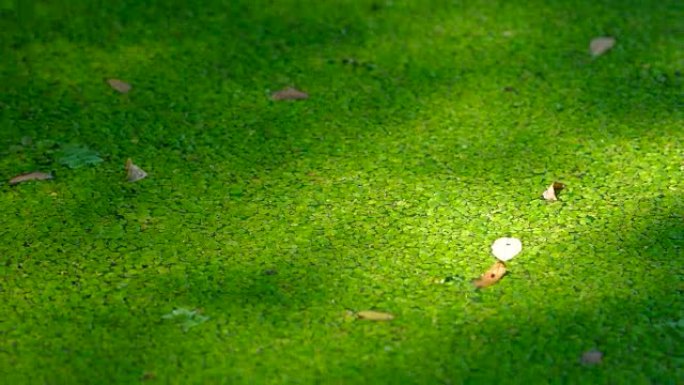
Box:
left=357, top=310, right=394, bottom=321
left=9, top=171, right=53, bottom=185
left=107, top=78, right=132, bottom=93
left=542, top=181, right=566, bottom=201
left=125, top=158, right=147, bottom=182
left=580, top=349, right=603, bottom=365
left=272, top=87, right=309, bottom=101
left=473, top=261, right=507, bottom=288
left=590, top=36, right=615, bottom=57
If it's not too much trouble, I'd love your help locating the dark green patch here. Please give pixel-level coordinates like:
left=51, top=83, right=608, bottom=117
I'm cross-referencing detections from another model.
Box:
left=57, top=144, right=104, bottom=169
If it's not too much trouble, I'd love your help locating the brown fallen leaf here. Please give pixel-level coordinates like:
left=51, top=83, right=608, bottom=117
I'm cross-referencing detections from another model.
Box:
left=107, top=78, right=132, bottom=93
left=473, top=261, right=507, bottom=288
left=580, top=349, right=603, bottom=365
left=141, top=371, right=156, bottom=381
left=271, top=87, right=309, bottom=101
left=9, top=171, right=53, bottom=185
left=125, top=158, right=147, bottom=182
left=542, top=181, right=566, bottom=201
left=589, top=36, right=616, bottom=57
left=356, top=310, right=394, bottom=321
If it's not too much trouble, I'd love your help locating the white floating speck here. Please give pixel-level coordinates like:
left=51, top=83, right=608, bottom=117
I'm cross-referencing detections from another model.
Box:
left=491, top=237, right=522, bottom=261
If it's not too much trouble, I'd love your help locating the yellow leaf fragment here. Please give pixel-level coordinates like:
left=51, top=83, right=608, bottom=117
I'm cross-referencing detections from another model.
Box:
left=542, top=181, right=566, bottom=201
left=473, top=261, right=507, bottom=288
left=590, top=36, right=615, bottom=57
left=9, top=171, right=53, bottom=185
left=357, top=310, right=394, bottom=321
left=107, top=78, right=132, bottom=93
left=125, top=158, right=148, bottom=182
left=272, top=87, right=309, bottom=101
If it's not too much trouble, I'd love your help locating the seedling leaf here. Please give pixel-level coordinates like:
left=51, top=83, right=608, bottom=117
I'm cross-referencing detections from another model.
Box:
left=58, top=145, right=103, bottom=169
left=162, top=308, right=209, bottom=332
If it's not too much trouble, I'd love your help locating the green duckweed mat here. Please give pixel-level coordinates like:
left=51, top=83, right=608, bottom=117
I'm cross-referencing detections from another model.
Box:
left=1, top=1, right=682, bottom=384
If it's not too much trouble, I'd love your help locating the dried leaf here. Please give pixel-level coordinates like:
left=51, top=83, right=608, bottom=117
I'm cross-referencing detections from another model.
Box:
left=107, top=78, right=132, bottom=93
left=581, top=349, right=603, bottom=365
left=542, top=181, right=566, bottom=201
left=272, top=87, right=309, bottom=101
left=9, top=171, right=53, bottom=185
left=125, top=158, right=148, bottom=182
left=590, top=37, right=615, bottom=57
left=473, top=261, right=507, bottom=288
left=357, top=310, right=394, bottom=321
left=141, top=372, right=156, bottom=381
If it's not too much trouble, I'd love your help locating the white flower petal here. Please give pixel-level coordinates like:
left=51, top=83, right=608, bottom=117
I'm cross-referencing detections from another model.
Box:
left=491, top=237, right=522, bottom=261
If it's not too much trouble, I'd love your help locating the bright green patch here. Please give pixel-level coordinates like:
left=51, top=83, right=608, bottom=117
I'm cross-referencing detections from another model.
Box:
left=0, top=0, right=682, bottom=384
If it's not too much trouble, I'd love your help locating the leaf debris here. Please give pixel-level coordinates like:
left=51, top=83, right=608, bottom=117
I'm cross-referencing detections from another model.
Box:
left=473, top=261, right=507, bottom=288
left=580, top=349, right=603, bottom=365
left=107, top=78, right=132, bottom=93
left=125, top=158, right=148, bottom=182
left=589, top=36, right=616, bottom=57
left=491, top=237, right=522, bottom=262
left=357, top=310, right=394, bottom=321
left=272, top=87, right=309, bottom=101
left=542, top=181, right=566, bottom=201
left=9, top=171, right=53, bottom=185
